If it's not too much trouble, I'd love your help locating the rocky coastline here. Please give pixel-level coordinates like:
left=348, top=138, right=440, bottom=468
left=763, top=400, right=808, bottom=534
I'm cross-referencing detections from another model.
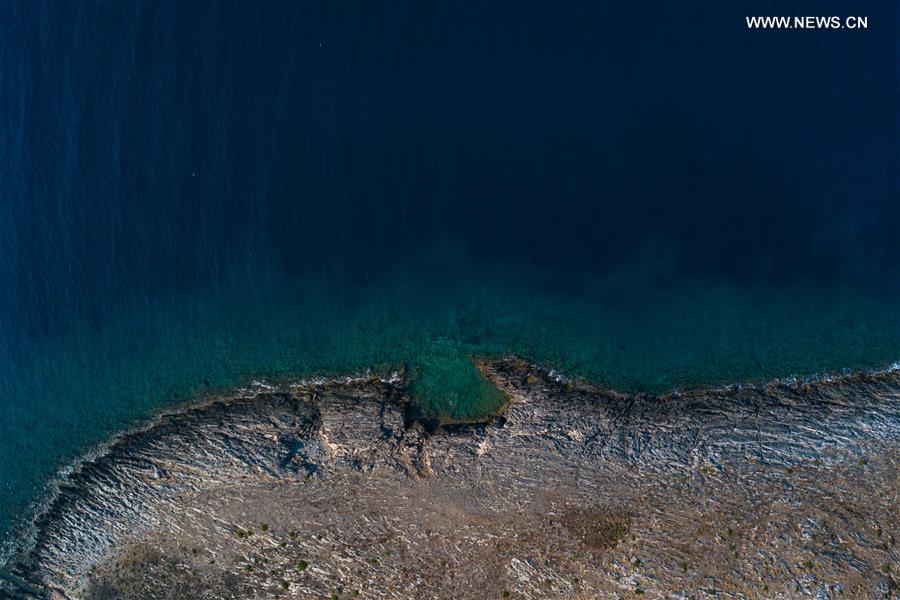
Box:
left=1, top=358, right=898, bottom=599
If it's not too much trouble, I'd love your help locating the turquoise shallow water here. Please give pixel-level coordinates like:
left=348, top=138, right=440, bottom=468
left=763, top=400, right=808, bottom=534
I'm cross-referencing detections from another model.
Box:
left=2, top=250, right=899, bottom=556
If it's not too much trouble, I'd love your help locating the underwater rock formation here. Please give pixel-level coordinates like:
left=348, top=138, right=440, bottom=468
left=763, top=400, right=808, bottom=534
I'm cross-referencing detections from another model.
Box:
left=1, top=358, right=898, bottom=599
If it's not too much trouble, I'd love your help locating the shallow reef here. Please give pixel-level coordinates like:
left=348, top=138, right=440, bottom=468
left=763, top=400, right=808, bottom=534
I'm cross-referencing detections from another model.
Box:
left=1, top=357, right=898, bottom=599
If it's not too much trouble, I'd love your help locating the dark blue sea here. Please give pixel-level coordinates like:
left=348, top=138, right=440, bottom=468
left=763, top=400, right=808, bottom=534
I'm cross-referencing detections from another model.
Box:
left=1, top=1, right=898, bottom=560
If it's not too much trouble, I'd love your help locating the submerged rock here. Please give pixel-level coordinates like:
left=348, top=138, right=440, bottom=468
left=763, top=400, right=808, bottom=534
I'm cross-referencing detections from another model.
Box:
left=1, top=358, right=898, bottom=599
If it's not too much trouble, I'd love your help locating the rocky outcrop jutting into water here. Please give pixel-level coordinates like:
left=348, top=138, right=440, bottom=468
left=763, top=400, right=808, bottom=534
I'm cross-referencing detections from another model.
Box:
left=2, top=358, right=898, bottom=598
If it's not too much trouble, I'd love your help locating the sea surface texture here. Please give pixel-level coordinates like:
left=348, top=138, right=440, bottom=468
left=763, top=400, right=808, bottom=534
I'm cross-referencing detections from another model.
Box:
left=0, top=0, right=898, bottom=563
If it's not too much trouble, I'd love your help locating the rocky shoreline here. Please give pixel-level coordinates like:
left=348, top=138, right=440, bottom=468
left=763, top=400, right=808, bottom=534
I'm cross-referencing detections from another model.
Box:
left=1, top=358, right=898, bottom=599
